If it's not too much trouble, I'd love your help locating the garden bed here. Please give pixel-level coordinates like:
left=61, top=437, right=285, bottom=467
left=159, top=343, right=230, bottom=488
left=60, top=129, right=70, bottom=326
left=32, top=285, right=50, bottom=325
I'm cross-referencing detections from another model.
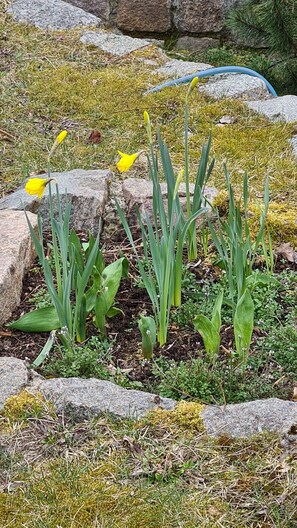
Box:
left=1, top=227, right=296, bottom=407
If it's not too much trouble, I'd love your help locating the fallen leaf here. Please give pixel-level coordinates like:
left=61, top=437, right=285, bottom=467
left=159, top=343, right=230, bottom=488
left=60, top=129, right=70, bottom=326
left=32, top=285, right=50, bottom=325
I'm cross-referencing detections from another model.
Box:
left=275, top=242, right=297, bottom=263
left=87, top=130, right=102, bottom=144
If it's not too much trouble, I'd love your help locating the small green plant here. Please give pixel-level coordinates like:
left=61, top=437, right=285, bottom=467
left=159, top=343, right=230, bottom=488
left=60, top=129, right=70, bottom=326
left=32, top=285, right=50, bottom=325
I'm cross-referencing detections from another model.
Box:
left=193, top=289, right=223, bottom=362
left=116, top=86, right=212, bottom=346
left=138, top=315, right=156, bottom=360
left=9, top=133, right=127, bottom=356
left=42, top=336, right=113, bottom=378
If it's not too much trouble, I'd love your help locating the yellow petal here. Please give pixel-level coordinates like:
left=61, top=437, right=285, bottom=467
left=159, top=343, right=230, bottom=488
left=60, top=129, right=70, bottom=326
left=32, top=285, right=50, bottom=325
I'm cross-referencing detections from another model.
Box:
left=56, top=130, right=67, bottom=144
left=116, top=151, right=140, bottom=173
left=25, top=178, right=49, bottom=198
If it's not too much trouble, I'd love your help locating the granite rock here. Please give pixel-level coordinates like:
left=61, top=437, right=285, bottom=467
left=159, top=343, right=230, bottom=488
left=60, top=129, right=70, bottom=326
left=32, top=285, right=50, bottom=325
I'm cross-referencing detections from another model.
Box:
left=247, top=95, right=297, bottom=123
left=175, top=0, right=243, bottom=33
left=175, top=36, right=220, bottom=53
left=0, top=210, right=37, bottom=325
left=201, top=398, right=297, bottom=438
left=155, top=59, right=213, bottom=79
left=200, top=73, right=269, bottom=100
left=7, top=0, right=101, bottom=30
left=64, top=0, right=109, bottom=20
left=35, top=377, right=176, bottom=421
left=0, top=169, right=111, bottom=235
left=0, top=358, right=29, bottom=411
left=117, top=0, right=171, bottom=33
left=80, top=30, right=155, bottom=56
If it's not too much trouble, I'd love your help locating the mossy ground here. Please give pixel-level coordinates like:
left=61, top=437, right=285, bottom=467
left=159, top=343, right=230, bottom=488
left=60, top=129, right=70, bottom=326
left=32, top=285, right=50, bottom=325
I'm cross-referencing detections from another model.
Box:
left=1, top=1, right=297, bottom=215
left=0, top=393, right=296, bottom=527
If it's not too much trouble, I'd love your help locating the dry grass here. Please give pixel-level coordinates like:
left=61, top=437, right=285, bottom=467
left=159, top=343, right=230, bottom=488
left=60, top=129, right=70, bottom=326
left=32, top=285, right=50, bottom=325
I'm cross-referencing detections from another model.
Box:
left=0, top=398, right=296, bottom=527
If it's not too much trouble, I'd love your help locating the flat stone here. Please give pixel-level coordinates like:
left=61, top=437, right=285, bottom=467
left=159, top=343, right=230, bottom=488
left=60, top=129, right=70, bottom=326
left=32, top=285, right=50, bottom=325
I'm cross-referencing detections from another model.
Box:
left=80, top=30, right=155, bottom=56
left=34, top=377, right=176, bottom=421
left=175, top=36, right=220, bottom=53
left=175, top=0, right=242, bottom=33
left=0, top=358, right=29, bottom=411
left=64, top=0, right=109, bottom=21
left=0, top=210, right=37, bottom=325
left=200, top=73, right=269, bottom=100
left=247, top=95, right=297, bottom=123
left=116, top=0, right=171, bottom=33
left=7, top=0, right=101, bottom=30
left=155, top=59, right=213, bottom=79
left=201, top=398, right=297, bottom=438
left=122, top=178, right=218, bottom=223
left=0, top=169, right=111, bottom=234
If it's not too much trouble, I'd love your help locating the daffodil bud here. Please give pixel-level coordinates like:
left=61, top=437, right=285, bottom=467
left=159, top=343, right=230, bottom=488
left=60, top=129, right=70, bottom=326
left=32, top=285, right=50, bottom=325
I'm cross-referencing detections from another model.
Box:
left=144, top=110, right=152, bottom=144
left=48, top=130, right=68, bottom=160
left=186, top=76, right=199, bottom=99
left=173, top=169, right=184, bottom=200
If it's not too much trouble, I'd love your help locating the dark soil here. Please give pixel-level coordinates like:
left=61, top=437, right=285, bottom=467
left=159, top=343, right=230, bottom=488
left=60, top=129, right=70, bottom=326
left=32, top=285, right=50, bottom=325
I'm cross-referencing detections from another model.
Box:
left=0, top=229, right=296, bottom=402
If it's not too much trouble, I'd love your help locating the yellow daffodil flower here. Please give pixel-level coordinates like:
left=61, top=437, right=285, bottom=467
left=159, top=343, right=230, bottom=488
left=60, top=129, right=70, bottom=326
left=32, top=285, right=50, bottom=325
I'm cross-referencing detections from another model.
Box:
left=116, top=151, right=141, bottom=173
left=25, top=178, right=52, bottom=198
left=48, top=130, right=68, bottom=159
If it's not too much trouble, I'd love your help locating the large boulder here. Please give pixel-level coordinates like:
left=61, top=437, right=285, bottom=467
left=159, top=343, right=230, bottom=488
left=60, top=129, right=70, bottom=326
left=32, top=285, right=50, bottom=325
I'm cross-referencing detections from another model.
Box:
left=0, top=358, right=29, bottom=411
left=116, top=0, right=171, bottom=33
left=0, top=210, right=37, bottom=325
left=34, top=377, right=176, bottom=421
left=7, top=0, right=101, bottom=30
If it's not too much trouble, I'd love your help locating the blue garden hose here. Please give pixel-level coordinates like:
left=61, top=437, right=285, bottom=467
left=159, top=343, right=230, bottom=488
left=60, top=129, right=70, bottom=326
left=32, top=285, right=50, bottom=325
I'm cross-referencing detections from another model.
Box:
left=146, top=65, right=278, bottom=97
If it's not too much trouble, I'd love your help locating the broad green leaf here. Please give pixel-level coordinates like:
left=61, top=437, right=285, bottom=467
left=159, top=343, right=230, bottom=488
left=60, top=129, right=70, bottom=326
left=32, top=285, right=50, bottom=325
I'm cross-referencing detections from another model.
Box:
left=234, top=289, right=254, bottom=366
left=193, top=314, right=220, bottom=360
left=106, top=306, right=124, bottom=318
left=211, top=289, right=223, bottom=332
left=101, top=257, right=129, bottom=312
left=8, top=306, right=60, bottom=332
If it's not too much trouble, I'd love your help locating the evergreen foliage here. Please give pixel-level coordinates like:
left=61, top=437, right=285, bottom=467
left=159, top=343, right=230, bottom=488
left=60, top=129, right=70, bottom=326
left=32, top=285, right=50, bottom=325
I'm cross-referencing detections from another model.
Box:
left=227, top=0, right=297, bottom=94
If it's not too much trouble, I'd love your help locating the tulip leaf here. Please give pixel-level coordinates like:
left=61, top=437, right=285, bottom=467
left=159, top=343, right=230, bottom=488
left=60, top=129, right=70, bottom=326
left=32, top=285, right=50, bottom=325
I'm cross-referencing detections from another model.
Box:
left=8, top=306, right=60, bottom=332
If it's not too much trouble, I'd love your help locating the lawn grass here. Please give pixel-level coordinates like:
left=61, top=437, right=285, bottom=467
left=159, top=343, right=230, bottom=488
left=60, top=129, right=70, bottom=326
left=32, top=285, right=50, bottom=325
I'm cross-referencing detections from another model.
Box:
left=0, top=394, right=296, bottom=527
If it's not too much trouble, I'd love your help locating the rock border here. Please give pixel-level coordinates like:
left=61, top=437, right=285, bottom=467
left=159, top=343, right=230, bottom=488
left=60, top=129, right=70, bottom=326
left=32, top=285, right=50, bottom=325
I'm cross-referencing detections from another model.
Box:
left=1, top=357, right=297, bottom=439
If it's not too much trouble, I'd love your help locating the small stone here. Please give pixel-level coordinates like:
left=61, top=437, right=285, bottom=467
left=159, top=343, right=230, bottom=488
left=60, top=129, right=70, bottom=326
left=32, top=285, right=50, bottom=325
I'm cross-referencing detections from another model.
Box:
left=0, top=210, right=37, bottom=325
left=201, top=398, right=297, bottom=438
left=7, top=0, right=101, bottom=30
left=247, top=95, right=297, bottom=123
left=155, top=59, right=213, bottom=79
left=175, top=36, right=220, bottom=53
left=0, top=358, right=29, bottom=411
left=34, top=377, right=176, bottom=421
left=218, top=115, right=237, bottom=125
left=200, top=73, right=269, bottom=100
left=0, top=169, right=111, bottom=234
left=80, top=30, right=155, bottom=57
left=116, top=0, right=171, bottom=33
